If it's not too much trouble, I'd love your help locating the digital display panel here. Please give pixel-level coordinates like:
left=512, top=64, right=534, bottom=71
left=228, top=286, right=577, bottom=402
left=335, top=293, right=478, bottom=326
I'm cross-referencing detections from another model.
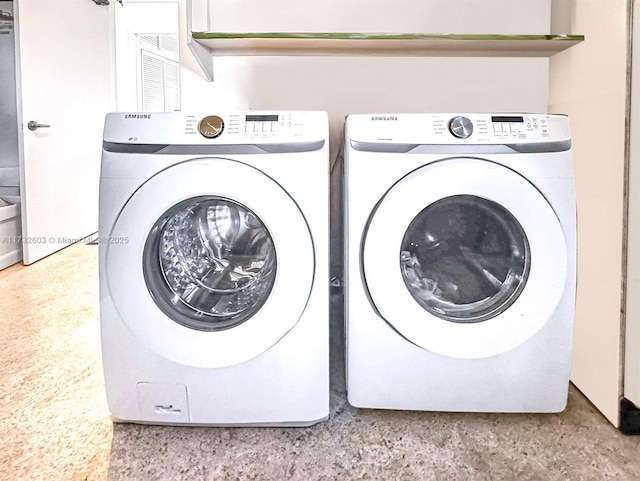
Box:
left=246, top=115, right=279, bottom=122
left=491, top=116, right=524, bottom=123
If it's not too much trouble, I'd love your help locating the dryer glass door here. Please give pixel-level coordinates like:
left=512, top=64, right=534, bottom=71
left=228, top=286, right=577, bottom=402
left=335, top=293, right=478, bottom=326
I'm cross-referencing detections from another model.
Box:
left=363, top=158, right=568, bottom=359
left=400, top=194, right=530, bottom=323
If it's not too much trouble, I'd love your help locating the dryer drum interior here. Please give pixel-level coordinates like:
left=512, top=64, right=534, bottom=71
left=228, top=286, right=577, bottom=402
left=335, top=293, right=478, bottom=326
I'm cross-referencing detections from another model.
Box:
left=400, top=194, right=531, bottom=323
left=143, top=195, right=277, bottom=331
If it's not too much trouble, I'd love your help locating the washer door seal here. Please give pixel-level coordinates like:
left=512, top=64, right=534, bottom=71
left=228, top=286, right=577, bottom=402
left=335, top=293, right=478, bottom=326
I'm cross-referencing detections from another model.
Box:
left=363, top=157, right=568, bottom=359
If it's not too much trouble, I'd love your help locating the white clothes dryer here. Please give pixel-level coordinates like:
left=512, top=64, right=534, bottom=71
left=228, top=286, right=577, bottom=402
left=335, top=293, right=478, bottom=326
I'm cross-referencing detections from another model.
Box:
left=100, top=111, right=329, bottom=425
left=344, top=113, right=576, bottom=413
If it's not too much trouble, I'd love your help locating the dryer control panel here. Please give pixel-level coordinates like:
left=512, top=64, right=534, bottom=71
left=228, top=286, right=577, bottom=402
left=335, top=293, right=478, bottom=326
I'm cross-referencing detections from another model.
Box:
left=441, top=115, right=554, bottom=141
left=347, top=113, right=571, bottom=146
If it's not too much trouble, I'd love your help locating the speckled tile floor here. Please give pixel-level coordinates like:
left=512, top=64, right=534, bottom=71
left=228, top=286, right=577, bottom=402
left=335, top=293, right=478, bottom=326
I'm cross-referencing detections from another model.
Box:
left=1, top=242, right=639, bottom=481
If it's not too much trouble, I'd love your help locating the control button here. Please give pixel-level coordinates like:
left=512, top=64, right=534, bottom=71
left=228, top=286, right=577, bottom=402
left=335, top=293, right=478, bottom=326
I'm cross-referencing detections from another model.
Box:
left=198, top=115, right=224, bottom=139
left=448, top=116, right=474, bottom=139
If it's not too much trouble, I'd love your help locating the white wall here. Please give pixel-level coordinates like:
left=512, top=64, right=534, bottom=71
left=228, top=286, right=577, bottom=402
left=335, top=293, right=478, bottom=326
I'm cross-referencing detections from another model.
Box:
left=207, top=0, right=550, bottom=34
left=549, top=0, right=629, bottom=426
left=180, top=0, right=552, bottom=155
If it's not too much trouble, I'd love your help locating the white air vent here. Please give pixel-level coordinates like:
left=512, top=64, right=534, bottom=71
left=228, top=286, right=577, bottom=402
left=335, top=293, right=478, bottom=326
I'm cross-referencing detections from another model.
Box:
left=140, top=51, right=165, bottom=111
left=163, top=61, right=180, bottom=112
left=136, top=34, right=179, bottom=59
left=136, top=34, right=181, bottom=112
left=159, top=35, right=179, bottom=55
left=138, top=34, right=160, bottom=48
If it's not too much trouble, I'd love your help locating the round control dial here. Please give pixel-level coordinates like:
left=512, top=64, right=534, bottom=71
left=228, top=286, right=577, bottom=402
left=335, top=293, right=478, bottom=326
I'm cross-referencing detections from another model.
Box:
left=448, top=116, right=474, bottom=139
left=198, top=115, right=224, bottom=139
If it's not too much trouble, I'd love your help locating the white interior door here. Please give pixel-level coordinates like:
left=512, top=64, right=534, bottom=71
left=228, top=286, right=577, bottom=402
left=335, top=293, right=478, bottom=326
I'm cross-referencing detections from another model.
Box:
left=14, top=0, right=113, bottom=264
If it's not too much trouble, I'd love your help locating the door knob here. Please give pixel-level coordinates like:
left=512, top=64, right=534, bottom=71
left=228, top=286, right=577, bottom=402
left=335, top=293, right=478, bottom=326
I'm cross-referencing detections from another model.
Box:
left=27, top=121, right=51, bottom=131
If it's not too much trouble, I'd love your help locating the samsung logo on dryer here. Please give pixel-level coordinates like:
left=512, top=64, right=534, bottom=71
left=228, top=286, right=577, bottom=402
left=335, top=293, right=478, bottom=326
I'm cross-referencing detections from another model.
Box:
left=371, top=116, right=398, bottom=121
left=124, top=114, right=151, bottom=119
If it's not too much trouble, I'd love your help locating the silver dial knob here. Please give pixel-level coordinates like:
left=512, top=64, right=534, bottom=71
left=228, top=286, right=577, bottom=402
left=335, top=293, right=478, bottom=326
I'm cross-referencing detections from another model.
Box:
left=448, top=116, right=473, bottom=139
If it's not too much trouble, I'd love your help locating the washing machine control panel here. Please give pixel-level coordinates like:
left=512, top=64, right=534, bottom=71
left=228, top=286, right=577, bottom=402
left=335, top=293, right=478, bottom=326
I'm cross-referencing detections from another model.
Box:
left=103, top=111, right=328, bottom=148
left=184, top=113, right=313, bottom=141
left=243, top=114, right=280, bottom=135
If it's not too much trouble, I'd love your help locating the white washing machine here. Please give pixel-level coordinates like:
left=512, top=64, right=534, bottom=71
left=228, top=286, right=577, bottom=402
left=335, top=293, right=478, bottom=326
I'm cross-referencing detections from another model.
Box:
left=344, top=113, right=576, bottom=413
left=99, top=111, right=329, bottom=426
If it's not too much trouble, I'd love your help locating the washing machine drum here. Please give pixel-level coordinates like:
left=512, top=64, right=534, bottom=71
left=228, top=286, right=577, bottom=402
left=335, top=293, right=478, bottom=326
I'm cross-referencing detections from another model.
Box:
left=143, top=196, right=277, bottom=332
left=106, top=158, right=314, bottom=368
left=363, top=158, right=568, bottom=359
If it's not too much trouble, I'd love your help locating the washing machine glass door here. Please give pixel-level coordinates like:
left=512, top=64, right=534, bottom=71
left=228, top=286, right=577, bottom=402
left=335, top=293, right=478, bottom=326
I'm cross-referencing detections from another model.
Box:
left=106, top=158, right=314, bottom=368
left=142, top=195, right=277, bottom=332
left=363, top=157, right=568, bottom=359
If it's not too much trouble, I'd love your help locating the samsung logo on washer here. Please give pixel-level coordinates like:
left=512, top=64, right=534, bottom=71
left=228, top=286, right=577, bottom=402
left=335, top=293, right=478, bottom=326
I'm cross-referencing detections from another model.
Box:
left=371, top=116, right=398, bottom=121
left=124, top=114, right=151, bottom=119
